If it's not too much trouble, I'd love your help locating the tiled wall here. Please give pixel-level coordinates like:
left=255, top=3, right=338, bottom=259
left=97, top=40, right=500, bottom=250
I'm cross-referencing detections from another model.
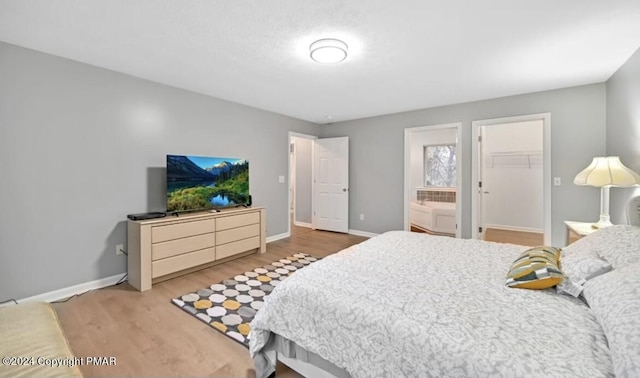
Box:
left=417, top=190, right=456, bottom=203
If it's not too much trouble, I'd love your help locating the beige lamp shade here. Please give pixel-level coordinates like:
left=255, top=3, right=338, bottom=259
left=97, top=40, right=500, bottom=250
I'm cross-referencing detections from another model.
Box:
left=574, top=156, right=640, bottom=229
left=574, top=156, right=640, bottom=187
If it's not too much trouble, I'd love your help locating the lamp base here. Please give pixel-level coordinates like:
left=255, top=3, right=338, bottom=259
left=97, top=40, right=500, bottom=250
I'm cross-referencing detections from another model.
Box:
left=591, top=187, right=613, bottom=229
left=592, top=217, right=613, bottom=229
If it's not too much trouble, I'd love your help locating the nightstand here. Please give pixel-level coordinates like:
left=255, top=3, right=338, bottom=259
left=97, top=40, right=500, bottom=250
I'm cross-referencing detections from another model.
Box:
left=564, top=221, right=598, bottom=245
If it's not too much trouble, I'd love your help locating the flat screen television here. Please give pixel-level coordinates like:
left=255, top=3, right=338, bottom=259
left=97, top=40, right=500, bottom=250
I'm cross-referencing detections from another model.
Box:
left=166, top=155, right=250, bottom=213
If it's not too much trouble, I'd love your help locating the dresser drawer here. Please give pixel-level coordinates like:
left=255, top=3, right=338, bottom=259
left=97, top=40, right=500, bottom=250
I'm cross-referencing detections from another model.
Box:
left=216, top=236, right=260, bottom=260
left=151, top=219, right=215, bottom=243
left=152, top=233, right=216, bottom=261
left=152, top=247, right=216, bottom=278
left=216, top=212, right=259, bottom=231
left=216, top=224, right=260, bottom=246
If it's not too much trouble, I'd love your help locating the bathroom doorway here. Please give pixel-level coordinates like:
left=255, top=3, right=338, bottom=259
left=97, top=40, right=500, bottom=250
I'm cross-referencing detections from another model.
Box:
left=404, top=123, right=462, bottom=238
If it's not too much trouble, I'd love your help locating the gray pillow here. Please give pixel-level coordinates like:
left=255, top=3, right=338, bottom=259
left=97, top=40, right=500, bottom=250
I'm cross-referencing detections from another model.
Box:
left=582, top=263, right=640, bottom=377
left=562, top=225, right=640, bottom=269
left=556, top=249, right=611, bottom=297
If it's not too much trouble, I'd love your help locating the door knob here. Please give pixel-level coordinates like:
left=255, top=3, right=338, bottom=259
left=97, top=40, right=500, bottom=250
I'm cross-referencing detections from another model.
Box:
left=343, top=188, right=348, bottom=192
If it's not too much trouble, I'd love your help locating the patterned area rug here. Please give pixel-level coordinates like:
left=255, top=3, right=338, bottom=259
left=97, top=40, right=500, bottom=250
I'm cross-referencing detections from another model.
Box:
left=171, top=253, right=320, bottom=347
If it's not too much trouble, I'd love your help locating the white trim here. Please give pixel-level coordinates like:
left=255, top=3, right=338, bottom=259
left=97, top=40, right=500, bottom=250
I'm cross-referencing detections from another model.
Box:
left=471, top=113, right=552, bottom=245
left=293, top=221, right=313, bottom=228
left=348, top=229, right=378, bottom=238
left=15, top=273, right=125, bottom=304
left=404, top=123, right=462, bottom=238
left=287, top=132, right=318, bottom=239
left=8, top=231, right=298, bottom=306
left=290, top=141, right=296, bottom=215
left=483, top=224, right=544, bottom=234
left=266, top=232, right=290, bottom=243
left=5, top=223, right=368, bottom=307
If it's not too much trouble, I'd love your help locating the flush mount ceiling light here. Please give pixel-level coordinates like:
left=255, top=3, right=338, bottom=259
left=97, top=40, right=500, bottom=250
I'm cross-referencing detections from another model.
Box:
left=309, top=38, right=348, bottom=64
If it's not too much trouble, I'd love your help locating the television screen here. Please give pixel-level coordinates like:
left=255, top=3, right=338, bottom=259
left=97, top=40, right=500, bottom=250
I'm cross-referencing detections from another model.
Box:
left=166, top=155, right=249, bottom=213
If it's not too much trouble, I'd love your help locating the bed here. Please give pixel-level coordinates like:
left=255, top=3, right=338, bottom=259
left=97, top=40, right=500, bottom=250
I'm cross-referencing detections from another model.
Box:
left=249, top=226, right=640, bottom=378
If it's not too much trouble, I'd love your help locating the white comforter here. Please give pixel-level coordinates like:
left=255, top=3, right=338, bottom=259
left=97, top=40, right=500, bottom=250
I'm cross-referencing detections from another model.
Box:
left=250, top=231, right=612, bottom=377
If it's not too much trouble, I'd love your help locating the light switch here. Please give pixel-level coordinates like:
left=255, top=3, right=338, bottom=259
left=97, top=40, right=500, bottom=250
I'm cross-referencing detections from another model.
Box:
left=554, top=177, right=561, bottom=186
left=278, top=175, right=285, bottom=184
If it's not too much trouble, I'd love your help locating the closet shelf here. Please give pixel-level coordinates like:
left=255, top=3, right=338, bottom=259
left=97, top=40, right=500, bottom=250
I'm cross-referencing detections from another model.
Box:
left=484, top=151, right=542, bottom=168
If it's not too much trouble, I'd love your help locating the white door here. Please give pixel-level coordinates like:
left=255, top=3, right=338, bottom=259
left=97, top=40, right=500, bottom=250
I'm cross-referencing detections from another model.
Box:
left=313, top=137, right=349, bottom=233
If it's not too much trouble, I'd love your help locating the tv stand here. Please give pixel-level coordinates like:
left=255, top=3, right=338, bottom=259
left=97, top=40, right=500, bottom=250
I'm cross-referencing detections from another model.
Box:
left=127, top=206, right=266, bottom=291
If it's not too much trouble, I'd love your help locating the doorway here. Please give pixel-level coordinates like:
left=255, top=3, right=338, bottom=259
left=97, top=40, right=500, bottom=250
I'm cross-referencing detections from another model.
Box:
left=287, top=133, right=350, bottom=236
left=288, top=132, right=316, bottom=236
left=404, top=123, right=462, bottom=238
left=472, top=114, right=551, bottom=245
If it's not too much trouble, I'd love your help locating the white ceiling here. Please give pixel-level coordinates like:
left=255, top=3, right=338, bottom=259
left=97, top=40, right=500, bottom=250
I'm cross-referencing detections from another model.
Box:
left=1, top=1, right=640, bottom=124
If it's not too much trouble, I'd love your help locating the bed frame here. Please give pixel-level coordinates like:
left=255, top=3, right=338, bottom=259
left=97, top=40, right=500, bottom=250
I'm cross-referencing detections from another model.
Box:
left=277, top=353, right=341, bottom=378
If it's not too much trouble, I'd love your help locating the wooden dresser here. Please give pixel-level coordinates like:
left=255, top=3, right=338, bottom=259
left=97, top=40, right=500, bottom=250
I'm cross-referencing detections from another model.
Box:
left=127, top=207, right=266, bottom=291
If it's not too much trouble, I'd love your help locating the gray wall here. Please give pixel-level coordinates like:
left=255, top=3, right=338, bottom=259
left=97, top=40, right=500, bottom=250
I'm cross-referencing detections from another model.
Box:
left=321, top=84, right=607, bottom=246
left=606, top=46, right=640, bottom=224
left=292, top=136, right=313, bottom=224
left=0, top=42, right=318, bottom=301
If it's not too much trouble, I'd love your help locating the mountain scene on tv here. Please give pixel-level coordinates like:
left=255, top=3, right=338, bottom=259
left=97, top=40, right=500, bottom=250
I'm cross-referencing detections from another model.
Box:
left=166, top=155, right=249, bottom=212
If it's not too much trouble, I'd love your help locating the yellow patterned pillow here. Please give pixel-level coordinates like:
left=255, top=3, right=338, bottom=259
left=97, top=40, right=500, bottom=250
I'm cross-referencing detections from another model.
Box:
left=506, top=246, right=564, bottom=289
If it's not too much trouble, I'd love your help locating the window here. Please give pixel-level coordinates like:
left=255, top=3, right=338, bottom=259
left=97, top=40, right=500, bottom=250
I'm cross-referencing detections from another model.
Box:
left=424, top=144, right=457, bottom=187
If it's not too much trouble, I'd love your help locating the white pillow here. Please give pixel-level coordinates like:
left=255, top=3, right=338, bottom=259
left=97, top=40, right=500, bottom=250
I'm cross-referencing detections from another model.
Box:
left=582, top=263, right=640, bottom=377
left=562, top=225, right=640, bottom=269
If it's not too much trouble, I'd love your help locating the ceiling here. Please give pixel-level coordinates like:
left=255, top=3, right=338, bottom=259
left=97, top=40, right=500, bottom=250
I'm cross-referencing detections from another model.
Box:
left=1, top=1, right=639, bottom=124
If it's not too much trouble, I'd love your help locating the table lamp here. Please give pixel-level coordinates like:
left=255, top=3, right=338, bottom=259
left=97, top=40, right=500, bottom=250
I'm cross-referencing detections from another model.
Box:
left=574, top=156, right=640, bottom=228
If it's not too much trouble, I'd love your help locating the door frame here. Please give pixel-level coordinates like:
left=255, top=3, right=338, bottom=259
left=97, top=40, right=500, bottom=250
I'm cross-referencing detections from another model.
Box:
left=287, top=131, right=317, bottom=236
left=403, top=123, right=462, bottom=238
left=471, top=113, right=551, bottom=245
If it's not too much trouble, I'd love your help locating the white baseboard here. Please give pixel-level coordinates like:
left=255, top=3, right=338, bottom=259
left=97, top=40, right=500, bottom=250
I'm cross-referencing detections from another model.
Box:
left=348, top=229, right=379, bottom=238
left=293, top=221, right=312, bottom=228
left=6, top=227, right=373, bottom=307
left=266, top=232, right=290, bottom=243
left=484, top=224, right=544, bottom=234
left=14, top=273, right=126, bottom=305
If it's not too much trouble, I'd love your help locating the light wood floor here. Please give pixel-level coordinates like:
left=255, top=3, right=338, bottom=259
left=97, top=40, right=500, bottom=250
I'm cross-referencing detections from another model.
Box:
left=53, top=227, right=366, bottom=377
left=410, top=225, right=542, bottom=246
left=483, top=228, right=544, bottom=246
